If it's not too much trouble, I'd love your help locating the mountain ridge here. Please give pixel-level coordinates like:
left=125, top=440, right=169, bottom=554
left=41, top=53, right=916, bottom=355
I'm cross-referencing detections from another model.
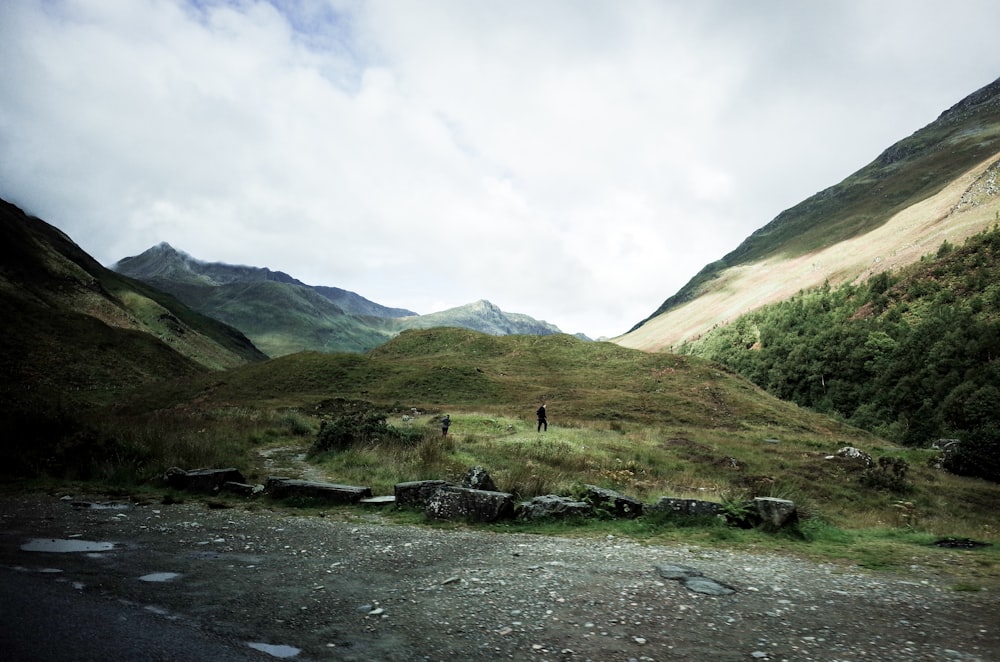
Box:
left=0, top=199, right=267, bottom=411
left=619, top=76, right=1000, bottom=351
left=113, top=244, right=566, bottom=356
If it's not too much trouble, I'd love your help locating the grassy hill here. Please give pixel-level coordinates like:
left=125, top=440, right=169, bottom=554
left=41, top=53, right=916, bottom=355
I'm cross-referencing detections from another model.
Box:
left=0, top=198, right=267, bottom=474
left=75, top=328, right=997, bottom=545
left=621, top=77, right=1000, bottom=351
left=0, top=200, right=266, bottom=375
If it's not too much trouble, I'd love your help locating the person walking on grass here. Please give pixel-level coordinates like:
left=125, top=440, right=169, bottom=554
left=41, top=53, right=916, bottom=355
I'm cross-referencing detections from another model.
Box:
left=536, top=404, right=547, bottom=432
left=441, top=414, right=451, bottom=437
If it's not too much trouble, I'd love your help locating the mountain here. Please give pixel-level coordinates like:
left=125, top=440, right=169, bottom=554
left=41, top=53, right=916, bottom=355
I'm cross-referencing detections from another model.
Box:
left=114, top=243, right=410, bottom=356
left=0, top=199, right=266, bottom=410
left=115, top=242, right=416, bottom=319
left=114, top=245, right=564, bottom=356
left=388, top=300, right=562, bottom=336
left=618, top=76, right=1000, bottom=351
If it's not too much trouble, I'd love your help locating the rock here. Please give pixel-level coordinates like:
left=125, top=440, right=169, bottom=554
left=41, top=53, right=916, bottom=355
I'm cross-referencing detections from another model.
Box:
left=517, top=495, right=593, bottom=521
left=682, top=576, right=736, bottom=595
left=753, top=497, right=798, bottom=529
left=359, top=495, right=396, bottom=507
left=655, top=564, right=703, bottom=580
left=646, top=497, right=724, bottom=518
left=165, top=467, right=247, bottom=494
left=424, top=485, right=515, bottom=522
left=655, top=563, right=736, bottom=595
left=221, top=481, right=256, bottom=497
left=265, top=477, right=372, bottom=504
left=394, top=480, right=449, bottom=508
left=832, top=446, right=874, bottom=467
left=461, top=466, right=498, bottom=491
left=581, top=484, right=643, bottom=519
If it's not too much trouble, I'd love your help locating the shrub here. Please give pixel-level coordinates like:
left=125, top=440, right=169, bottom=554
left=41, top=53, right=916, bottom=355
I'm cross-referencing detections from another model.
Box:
left=942, top=426, right=1000, bottom=482
left=719, top=492, right=757, bottom=528
left=310, top=408, right=426, bottom=454
left=859, top=456, right=912, bottom=492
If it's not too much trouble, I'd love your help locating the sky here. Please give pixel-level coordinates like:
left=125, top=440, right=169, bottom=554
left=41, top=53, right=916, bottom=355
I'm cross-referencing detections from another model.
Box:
left=1, top=1, right=998, bottom=339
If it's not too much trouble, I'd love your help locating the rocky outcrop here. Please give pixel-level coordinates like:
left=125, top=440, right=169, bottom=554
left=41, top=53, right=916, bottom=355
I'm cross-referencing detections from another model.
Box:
left=517, top=495, right=594, bottom=521
left=265, top=477, right=372, bottom=504
left=462, top=466, right=498, bottom=492
left=394, top=480, right=449, bottom=508
left=165, top=465, right=799, bottom=532
left=829, top=446, right=875, bottom=468
left=753, top=497, right=798, bottom=529
left=165, top=467, right=247, bottom=493
left=582, top=485, right=643, bottom=519
left=647, top=497, right=724, bottom=518
left=424, top=485, right=515, bottom=523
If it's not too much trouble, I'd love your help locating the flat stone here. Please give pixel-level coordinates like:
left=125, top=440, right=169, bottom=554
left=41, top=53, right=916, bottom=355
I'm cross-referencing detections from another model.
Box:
left=359, top=496, right=396, bottom=507
left=425, top=485, right=515, bottom=522
left=265, top=477, right=372, bottom=504
left=394, top=480, right=449, bottom=508
left=682, top=576, right=736, bottom=595
left=655, top=564, right=703, bottom=580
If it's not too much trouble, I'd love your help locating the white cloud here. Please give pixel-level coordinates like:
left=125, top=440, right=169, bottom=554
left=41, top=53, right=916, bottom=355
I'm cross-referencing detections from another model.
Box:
left=1, top=0, right=998, bottom=339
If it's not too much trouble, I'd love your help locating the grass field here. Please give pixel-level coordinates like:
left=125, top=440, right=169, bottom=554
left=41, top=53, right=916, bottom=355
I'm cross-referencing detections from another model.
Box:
left=22, top=328, right=990, bottom=584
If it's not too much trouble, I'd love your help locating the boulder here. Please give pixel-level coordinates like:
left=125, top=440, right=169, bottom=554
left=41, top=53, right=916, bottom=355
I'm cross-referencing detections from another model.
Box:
left=517, top=495, right=594, bottom=521
left=165, top=467, right=246, bottom=494
left=394, top=480, right=449, bottom=508
left=646, top=497, right=724, bottom=518
left=753, top=497, right=798, bottom=529
left=425, top=485, right=515, bottom=522
left=461, top=466, right=498, bottom=492
left=582, top=485, right=643, bottom=519
left=221, top=481, right=257, bottom=497
left=265, top=477, right=372, bottom=504
left=831, top=446, right=874, bottom=467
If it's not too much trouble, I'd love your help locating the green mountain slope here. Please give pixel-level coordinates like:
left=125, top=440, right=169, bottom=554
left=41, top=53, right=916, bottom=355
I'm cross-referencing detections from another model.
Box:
left=621, top=76, right=1000, bottom=350
left=114, top=244, right=564, bottom=356
left=0, top=199, right=266, bottom=405
left=677, top=225, right=1000, bottom=481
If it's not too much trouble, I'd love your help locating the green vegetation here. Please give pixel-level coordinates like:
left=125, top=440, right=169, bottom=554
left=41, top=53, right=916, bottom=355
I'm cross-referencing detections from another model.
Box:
left=4, top=320, right=998, bottom=583
left=679, top=225, right=1000, bottom=482
left=7, top=327, right=999, bottom=548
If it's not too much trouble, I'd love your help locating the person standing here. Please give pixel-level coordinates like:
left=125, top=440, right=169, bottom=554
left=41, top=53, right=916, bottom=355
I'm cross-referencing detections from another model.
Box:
left=536, top=404, right=547, bottom=432
left=441, top=414, right=451, bottom=437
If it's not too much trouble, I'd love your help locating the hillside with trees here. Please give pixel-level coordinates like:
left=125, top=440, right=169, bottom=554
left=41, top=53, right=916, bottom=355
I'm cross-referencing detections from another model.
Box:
left=678, top=225, right=1000, bottom=482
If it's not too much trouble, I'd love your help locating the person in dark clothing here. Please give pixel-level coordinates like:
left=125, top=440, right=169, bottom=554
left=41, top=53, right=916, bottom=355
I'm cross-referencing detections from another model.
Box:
left=536, top=404, right=547, bottom=432
left=441, top=414, right=451, bottom=437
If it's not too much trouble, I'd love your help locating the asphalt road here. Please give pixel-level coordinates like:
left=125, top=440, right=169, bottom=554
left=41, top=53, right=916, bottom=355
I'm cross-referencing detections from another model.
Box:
left=0, top=567, right=278, bottom=662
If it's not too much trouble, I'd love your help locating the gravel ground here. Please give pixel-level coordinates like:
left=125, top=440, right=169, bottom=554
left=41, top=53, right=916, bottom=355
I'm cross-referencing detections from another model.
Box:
left=1, top=492, right=998, bottom=662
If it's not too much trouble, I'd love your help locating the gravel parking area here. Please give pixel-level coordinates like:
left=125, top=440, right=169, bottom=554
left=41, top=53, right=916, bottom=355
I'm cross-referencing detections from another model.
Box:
left=1, top=492, right=997, bottom=661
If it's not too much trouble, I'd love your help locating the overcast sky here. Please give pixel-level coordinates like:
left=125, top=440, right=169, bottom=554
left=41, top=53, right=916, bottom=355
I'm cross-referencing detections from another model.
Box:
left=1, top=1, right=998, bottom=339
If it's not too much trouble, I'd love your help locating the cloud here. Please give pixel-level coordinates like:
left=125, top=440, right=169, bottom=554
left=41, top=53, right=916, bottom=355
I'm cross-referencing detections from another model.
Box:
left=1, top=0, right=998, bottom=339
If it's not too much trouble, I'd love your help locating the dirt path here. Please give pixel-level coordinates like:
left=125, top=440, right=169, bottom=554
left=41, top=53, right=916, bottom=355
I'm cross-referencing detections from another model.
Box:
left=257, top=446, right=330, bottom=483
left=1, top=491, right=998, bottom=661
